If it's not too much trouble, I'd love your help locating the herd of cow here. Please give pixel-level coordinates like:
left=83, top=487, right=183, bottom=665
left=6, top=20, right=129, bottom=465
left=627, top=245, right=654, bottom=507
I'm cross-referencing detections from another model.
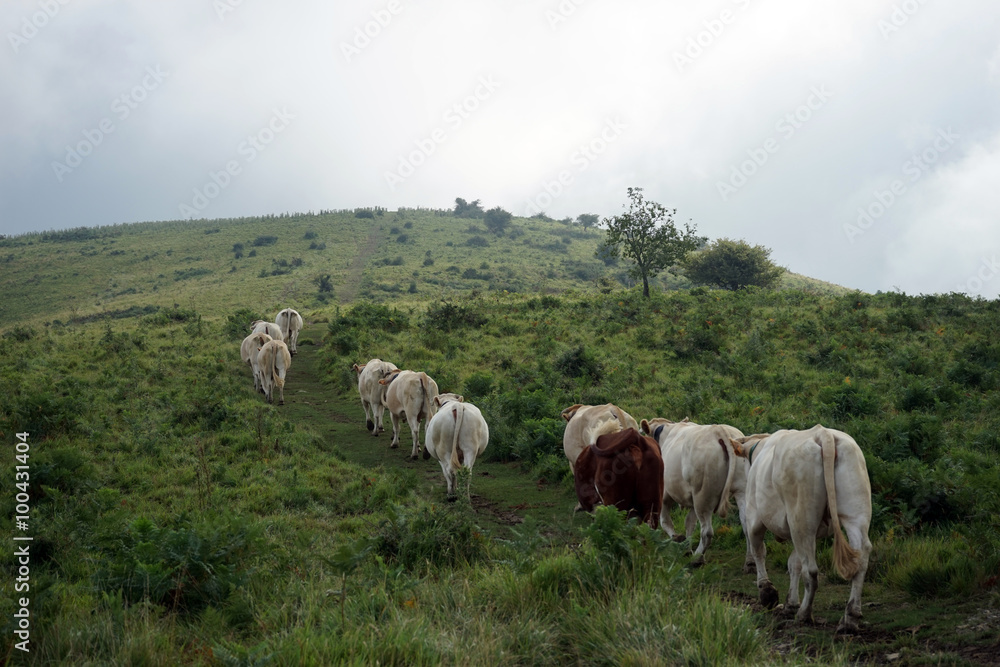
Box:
left=239, top=320, right=873, bottom=633
left=239, top=308, right=304, bottom=405
left=346, top=362, right=873, bottom=633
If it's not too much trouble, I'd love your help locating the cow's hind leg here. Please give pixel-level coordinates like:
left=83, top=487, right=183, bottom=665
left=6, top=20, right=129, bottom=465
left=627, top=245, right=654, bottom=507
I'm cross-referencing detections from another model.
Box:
left=785, top=550, right=802, bottom=614
left=363, top=398, right=375, bottom=434
left=838, top=521, right=872, bottom=633
left=389, top=412, right=401, bottom=449
left=690, top=499, right=715, bottom=566
left=408, top=416, right=421, bottom=459
left=659, top=498, right=683, bottom=541
left=791, top=534, right=819, bottom=624
left=749, top=521, right=778, bottom=609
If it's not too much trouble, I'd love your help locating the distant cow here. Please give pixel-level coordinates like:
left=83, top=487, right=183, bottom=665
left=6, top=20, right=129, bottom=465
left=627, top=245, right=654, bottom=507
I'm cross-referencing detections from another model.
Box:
left=735, top=425, right=872, bottom=633
left=641, top=418, right=751, bottom=568
left=573, top=423, right=664, bottom=529
left=251, top=320, right=284, bottom=342
left=241, top=332, right=273, bottom=393
left=275, top=308, right=304, bottom=354
left=352, top=358, right=398, bottom=435
left=380, top=369, right=440, bottom=459
left=256, top=339, right=292, bottom=405
left=561, top=403, right=639, bottom=473
left=425, top=393, right=490, bottom=499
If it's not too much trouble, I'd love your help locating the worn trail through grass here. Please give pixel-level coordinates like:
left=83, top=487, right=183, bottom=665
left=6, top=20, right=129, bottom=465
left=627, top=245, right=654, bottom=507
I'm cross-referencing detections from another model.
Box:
left=280, top=322, right=583, bottom=538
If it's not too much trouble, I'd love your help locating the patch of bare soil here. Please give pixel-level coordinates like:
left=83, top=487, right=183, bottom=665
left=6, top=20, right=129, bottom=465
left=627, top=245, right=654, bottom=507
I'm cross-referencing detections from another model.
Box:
left=470, top=494, right=524, bottom=526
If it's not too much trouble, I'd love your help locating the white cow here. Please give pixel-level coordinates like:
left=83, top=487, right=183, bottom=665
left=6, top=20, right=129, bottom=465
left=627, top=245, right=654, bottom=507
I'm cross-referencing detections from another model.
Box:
left=275, top=308, right=304, bottom=354
left=735, top=424, right=872, bottom=633
left=425, top=393, right=490, bottom=499
left=561, top=403, right=639, bottom=473
left=251, top=320, right=284, bottom=342
left=352, top=358, right=398, bottom=435
left=256, top=339, right=292, bottom=405
left=380, top=370, right=440, bottom=459
left=641, top=418, right=751, bottom=568
left=240, top=332, right=273, bottom=393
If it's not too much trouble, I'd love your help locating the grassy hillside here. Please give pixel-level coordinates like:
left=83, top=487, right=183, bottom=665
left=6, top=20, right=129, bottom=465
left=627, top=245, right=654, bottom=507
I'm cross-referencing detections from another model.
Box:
left=0, top=209, right=846, bottom=326
left=2, top=212, right=999, bottom=664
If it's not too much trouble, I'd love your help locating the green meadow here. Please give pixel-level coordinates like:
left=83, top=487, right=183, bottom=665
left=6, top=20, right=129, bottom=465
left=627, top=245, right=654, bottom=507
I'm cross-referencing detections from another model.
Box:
left=1, top=209, right=998, bottom=665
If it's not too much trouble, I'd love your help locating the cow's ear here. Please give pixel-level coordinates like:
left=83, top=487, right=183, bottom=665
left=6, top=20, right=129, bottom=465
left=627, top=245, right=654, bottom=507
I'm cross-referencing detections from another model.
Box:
left=378, top=379, right=388, bottom=385
left=433, top=396, right=443, bottom=407
left=731, top=440, right=745, bottom=457
left=640, top=419, right=650, bottom=434
left=457, top=395, right=465, bottom=402
left=561, top=404, right=582, bottom=421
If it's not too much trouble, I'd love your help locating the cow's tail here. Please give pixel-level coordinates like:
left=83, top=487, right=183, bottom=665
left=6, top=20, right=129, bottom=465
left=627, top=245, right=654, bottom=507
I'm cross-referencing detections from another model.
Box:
left=281, top=310, right=292, bottom=345
left=449, top=404, right=466, bottom=472
left=419, top=373, right=434, bottom=421
left=715, top=427, right=737, bottom=519
left=272, top=347, right=285, bottom=390
left=821, top=427, right=860, bottom=580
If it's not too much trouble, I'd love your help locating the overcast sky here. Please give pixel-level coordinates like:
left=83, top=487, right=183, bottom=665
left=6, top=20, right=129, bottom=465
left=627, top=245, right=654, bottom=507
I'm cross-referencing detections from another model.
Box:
left=2, top=1, right=999, bottom=297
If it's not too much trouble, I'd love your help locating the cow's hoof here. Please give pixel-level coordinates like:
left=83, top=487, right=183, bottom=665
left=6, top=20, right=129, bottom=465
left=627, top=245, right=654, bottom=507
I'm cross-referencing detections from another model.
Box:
left=671, top=534, right=686, bottom=543
left=366, top=420, right=375, bottom=431
left=390, top=444, right=398, bottom=449
left=836, top=617, right=861, bottom=635
left=743, top=562, right=757, bottom=574
left=687, top=554, right=706, bottom=569
left=446, top=495, right=457, bottom=503
left=422, top=449, right=430, bottom=461
left=759, top=582, right=780, bottom=610
left=378, top=426, right=385, bottom=433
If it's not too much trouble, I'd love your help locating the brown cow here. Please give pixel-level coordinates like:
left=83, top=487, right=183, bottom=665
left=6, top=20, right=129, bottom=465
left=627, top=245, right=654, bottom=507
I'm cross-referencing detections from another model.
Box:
left=573, top=423, right=664, bottom=529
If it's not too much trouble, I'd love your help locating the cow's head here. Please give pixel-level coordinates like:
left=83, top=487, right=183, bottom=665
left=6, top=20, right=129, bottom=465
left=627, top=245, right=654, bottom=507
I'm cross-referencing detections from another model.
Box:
left=732, top=434, right=770, bottom=463
left=435, top=393, right=464, bottom=408
left=639, top=417, right=676, bottom=443
left=378, top=369, right=404, bottom=386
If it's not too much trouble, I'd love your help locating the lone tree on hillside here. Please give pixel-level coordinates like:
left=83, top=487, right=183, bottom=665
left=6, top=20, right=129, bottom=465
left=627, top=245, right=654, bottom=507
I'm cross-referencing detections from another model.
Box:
left=576, top=213, right=599, bottom=229
left=453, top=198, right=485, bottom=218
left=484, top=206, right=513, bottom=236
left=599, top=187, right=703, bottom=297
left=681, top=238, right=786, bottom=291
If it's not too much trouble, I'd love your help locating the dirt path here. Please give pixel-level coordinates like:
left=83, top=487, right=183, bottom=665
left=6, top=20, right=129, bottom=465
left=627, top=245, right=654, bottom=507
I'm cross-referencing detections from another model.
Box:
left=282, top=323, right=581, bottom=534
left=338, top=224, right=382, bottom=304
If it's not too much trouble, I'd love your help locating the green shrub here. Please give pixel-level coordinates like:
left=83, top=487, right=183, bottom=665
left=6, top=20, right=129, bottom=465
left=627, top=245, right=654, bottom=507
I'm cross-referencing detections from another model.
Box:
left=463, top=372, right=494, bottom=399
left=372, top=503, right=487, bottom=570
left=424, top=301, right=487, bottom=332
left=93, top=514, right=265, bottom=612
left=554, top=345, right=602, bottom=383
left=222, top=308, right=264, bottom=341
left=819, top=382, right=879, bottom=420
